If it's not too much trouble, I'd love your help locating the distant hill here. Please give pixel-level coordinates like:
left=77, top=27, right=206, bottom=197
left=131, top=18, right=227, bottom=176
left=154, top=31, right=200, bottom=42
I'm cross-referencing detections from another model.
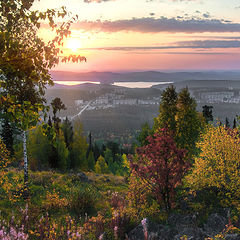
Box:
left=50, top=71, right=240, bottom=84
left=49, top=82, right=123, bottom=90
left=46, top=79, right=240, bottom=141
left=152, top=79, right=240, bottom=91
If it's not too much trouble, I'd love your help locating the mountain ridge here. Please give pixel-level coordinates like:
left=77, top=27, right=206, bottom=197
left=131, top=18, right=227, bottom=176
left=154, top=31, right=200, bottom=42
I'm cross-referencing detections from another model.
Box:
left=50, top=70, right=240, bottom=83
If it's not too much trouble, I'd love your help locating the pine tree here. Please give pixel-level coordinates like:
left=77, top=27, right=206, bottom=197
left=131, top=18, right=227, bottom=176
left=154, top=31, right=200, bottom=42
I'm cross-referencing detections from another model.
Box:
left=56, top=130, right=69, bottom=172
left=104, top=148, right=114, bottom=173
left=202, top=105, right=213, bottom=123
left=95, top=155, right=110, bottom=174
left=137, top=122, right=153, bottom=146
left=87, top=132, right=93, bottom=158
left=1, top=117, right=14, bottom=156
left=48, top=116, right=53, bottom=127
left=62, top=117, right=73, bottom=150
left=71, top=121, right=88, bottom=170
left=175, top=88, right=203, bottom=157
left=225, top=117, right=230, bottom=128
left=233, top=118, right=237, bottom=129
left=51, top=97, right=66, bottom=134
left=87, top=151, right=95, bottom=171
left=28, top=125, right=52, bottom=170
left=154, top=87, right=204, bottom=160
left=154, top=85, right=178, bottom=132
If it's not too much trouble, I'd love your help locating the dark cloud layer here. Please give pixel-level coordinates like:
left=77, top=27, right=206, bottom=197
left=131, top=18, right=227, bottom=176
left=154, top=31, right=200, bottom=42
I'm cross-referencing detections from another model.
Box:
left=74, top=17, right=240, bottom=33
left=79, top=40, right=240, bottom=51
left=177, top=40, right=240, bottom=48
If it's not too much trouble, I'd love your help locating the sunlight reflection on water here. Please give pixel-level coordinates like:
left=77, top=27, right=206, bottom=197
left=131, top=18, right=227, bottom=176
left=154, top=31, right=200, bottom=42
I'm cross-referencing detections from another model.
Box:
left=54, top=81, right=173, bottom=88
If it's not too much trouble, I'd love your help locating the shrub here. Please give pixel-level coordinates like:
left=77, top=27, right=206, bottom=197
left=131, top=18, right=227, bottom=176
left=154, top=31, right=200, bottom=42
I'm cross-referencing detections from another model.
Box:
left=95, top=155, right=110, bottom=174
left=185, top=126, right=240, bottom=210
left=130, top=129, right=189, bottom=211
left=69, top=185, right=99, bottom=217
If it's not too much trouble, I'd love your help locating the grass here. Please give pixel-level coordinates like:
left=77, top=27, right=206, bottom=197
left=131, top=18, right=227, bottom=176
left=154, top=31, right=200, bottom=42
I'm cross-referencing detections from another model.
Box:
left=0, top=169, right=128, bottom=220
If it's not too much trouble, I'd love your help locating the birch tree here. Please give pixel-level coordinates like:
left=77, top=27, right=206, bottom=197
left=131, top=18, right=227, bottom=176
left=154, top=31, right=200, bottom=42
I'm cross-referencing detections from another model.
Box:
left=0, top=0, right=86, bottom=193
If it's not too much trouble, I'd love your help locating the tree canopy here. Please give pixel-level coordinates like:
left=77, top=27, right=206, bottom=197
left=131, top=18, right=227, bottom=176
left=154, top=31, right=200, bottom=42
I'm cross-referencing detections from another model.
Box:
left=130, top=129, right=189, bottom=211
left=0, top=0, right=86, bottom=188
left=185, top=125, right=240, bottom=208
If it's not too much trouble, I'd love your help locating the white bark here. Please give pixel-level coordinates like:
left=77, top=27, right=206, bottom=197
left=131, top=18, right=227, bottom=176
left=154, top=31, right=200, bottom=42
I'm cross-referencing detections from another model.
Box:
left=22, top=130, right=28, bottom=184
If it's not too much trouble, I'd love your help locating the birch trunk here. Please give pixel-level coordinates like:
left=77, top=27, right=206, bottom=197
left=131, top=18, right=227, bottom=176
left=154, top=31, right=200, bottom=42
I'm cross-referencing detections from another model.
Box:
left=22, top=130, right=28, bottom=184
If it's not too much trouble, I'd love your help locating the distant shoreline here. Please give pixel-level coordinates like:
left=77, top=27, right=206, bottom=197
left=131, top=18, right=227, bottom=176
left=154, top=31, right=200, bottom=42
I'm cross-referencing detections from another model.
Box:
left=53, top=81, right=173, bottom=88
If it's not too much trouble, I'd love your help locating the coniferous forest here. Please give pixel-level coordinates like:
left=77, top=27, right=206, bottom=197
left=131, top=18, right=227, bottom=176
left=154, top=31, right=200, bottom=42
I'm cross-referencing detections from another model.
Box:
left=1, top=0, right=240, bottom=239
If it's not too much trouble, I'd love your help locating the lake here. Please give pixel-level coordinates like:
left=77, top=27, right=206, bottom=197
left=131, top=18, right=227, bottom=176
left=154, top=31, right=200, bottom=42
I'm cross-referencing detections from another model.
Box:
left=54, top=81, right=173, bottom=88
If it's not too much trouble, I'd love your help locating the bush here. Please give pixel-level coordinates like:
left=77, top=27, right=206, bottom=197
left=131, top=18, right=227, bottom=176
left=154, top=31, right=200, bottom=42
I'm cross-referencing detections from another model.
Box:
left=130, top=129, right=189, bottom=211
left=185, top=126, right=240, bottom=210
left=69, top=185, right=99, bottom=217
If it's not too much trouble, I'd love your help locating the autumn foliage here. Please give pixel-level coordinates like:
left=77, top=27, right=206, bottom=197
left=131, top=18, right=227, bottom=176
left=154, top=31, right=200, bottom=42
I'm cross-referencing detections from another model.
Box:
left=186, top=125, right=240, bottom=209
left=0, top=138, right=10, bottom=186
left=130, top=128, right=190, bottom=211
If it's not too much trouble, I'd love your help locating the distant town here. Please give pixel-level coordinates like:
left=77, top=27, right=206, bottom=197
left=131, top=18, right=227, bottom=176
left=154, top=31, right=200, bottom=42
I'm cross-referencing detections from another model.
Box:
left=74, top=92, right=161, bottom=112
left=192, top=90, right=240, bottom=104
left=72, top=88, right=240, bottom=116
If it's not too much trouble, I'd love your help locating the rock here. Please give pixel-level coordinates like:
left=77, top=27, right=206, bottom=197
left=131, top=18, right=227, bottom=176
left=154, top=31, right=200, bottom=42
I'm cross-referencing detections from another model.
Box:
left=104, top=176, right=110, bottom=182
left=128, top=218, right=176, bottom=240
left=204, top=213, right=228, bottom=236
left=76, top=172, right=92, bottom=182
left=167, top=213, right=181, bottom=226
left=168, top=213, right=198, bottom=232
left=174, top=227, right=208, bottom=240
left=128, top=213, right=239, bottom=240
left=225, top=234, right=240, bottom=240
left=70, top=172, right=92, bottom=183
left=127, top=218, right=158, bottom=240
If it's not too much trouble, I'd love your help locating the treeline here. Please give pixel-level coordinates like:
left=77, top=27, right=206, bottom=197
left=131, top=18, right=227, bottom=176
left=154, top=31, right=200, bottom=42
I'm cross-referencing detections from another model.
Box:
left=1, top=98, right=130, bottom=175
left=130, top=85, right=240, bottom=213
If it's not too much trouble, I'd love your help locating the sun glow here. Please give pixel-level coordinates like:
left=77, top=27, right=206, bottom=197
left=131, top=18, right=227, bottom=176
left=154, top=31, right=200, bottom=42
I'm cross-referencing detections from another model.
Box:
left=66, top=38, right=81, bottom=52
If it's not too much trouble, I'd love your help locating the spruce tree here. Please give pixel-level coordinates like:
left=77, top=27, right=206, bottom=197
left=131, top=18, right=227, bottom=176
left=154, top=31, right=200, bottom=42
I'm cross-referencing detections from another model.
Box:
left=225, top=117, right=230, bottom=128
left=62, top=117, right=73, bottom=150
left=137, top=122, right=153, bottom=146
left=154, top=86, right=204, bottom=160
left=175, top=88, right=203, bottom=157
left=104, top=148, right=114, bottom=172
left=202, top=105, right=213, bottom=123
left=51, top=98, right=66, bottom=134
left=95, top=155, right=110, bottom=174
left=71, top=121, right=88, bottom=170
left=233, top=118, right=237, bottom=129
left=1, top=117, right=14, bottom=156
left=56, top=130, right=69, bottom=172
left=87, top=151, right=95, bottom=171
left=154, top=85, right=178, bottom=132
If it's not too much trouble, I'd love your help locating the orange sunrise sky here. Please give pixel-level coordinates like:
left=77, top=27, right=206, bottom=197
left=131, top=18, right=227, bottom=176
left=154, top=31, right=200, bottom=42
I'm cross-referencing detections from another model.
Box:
left=33, top=0, right=240, bottom=72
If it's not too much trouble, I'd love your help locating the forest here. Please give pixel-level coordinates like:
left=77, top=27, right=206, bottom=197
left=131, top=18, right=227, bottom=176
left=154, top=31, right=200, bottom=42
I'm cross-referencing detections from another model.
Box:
left=1, top=0, right=240, bottom=239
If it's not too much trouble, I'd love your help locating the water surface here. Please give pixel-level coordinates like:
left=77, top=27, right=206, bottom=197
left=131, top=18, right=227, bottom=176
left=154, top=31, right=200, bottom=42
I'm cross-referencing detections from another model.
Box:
left=54, top=81, right=173, bottom=88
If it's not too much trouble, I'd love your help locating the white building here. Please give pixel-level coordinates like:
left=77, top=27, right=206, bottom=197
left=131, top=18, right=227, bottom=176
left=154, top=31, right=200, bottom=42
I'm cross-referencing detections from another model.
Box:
left=113, top=99, right=138, bottom=105
left=200, top=91, right=234, bottom=102
left=75, top=100, right=84, bottom=106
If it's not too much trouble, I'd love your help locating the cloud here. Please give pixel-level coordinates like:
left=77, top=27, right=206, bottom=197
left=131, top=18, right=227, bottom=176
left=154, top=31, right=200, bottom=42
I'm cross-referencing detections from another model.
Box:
left=84, top=0, right=115, bottom=3
left=177, top=40, right=240, bottom=48
left=79, top=40, right=240, bottom=51
left=202, top=13, right=210, bottom=18
left=73, top=17, right=240, bottom=33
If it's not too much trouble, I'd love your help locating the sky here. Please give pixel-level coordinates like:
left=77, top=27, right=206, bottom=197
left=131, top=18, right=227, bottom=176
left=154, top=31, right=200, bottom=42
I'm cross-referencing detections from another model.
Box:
left=33, top=0, right=240, bottom=72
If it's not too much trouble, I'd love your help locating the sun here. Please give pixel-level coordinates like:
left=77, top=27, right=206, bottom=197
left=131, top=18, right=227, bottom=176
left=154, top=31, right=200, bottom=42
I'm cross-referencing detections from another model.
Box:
left=66, top=38, right=81, bottom=52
